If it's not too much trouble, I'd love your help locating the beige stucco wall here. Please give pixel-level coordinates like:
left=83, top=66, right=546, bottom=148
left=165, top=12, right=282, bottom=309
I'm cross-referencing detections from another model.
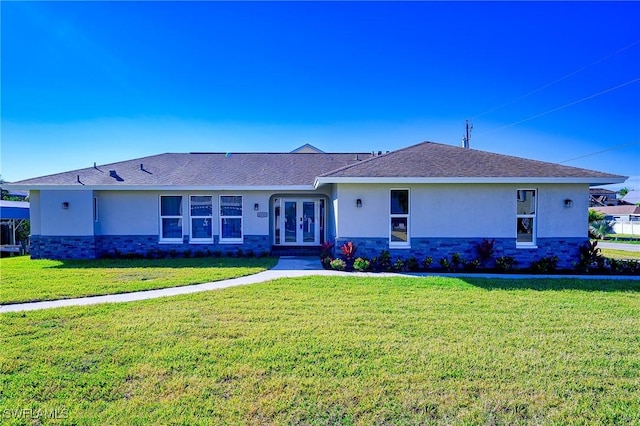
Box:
left=334, top=183, right=588, bottom=240
left=39, top=190, right=94, bottom=236
left=94, top=190, right=277, bottom=238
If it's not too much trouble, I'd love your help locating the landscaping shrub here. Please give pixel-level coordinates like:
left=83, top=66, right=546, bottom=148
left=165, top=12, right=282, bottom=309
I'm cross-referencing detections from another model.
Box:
left=463, top=258, right=481, bottom=271
left=321, top=257, right=334, bottom=270
left=476, top=238, right=495, bottom=267
left=577, top=240, right=604, bottom=273
left=320, top=241, right=335, bottom=260
left=393, top=258, right=406, bottom=272
left=406, top=256, right=420, bottom=272
left=607, top=258, right=640, bottom=274
left=530, top=256, right=558, bottom=274
left=330, top=258, right=346, bottom=271
left=340, top=241, right=357, bottom=260
left=450, top=253, right=463, bottom=270
left=421, top=256, right=433, bottom=270
left=353, top=257, right=371, bottom=272
left=439, top=257, right=452, bottom=271
left=496, top=256, right=517, bottom=272
left=375, top=250, right=393, bottom=272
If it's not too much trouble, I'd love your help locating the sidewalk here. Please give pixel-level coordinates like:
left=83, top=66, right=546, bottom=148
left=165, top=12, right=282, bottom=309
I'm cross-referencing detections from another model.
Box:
left=0, top=257, right=350, bottom=313
left=2, top=257, right=638, bottom=313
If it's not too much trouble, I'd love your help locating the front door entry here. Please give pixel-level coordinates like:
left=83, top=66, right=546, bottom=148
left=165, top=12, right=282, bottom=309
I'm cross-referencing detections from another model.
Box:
left=275, top=198, right=322, bottom=245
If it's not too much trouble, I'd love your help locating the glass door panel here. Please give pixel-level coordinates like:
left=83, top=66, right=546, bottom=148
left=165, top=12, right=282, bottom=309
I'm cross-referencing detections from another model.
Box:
left=302, top=201, right=316, bottom=243
left=284, top=201, right=297, bottom=243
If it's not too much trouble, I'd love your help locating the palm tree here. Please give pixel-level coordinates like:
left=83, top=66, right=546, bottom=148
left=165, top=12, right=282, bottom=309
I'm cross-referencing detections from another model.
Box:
left=589, top=219, right=613, bottom=240
left=619, top=187, right=630, bottom=197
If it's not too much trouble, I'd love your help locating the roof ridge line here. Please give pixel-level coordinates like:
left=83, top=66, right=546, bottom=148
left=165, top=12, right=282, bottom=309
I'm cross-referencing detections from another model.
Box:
left=317, top=141, right=439, bottom=177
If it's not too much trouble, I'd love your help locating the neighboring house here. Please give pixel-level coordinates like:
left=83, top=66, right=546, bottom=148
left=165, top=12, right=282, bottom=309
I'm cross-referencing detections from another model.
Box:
left=622, top=190, right=640, bottom=206
left=589, top=188, right=620, bottom=207
left=7, top=141, right=626, bottom=268
left=591, top=205, right=640, bottom=221
left=591, top=205, right=640, bottom=236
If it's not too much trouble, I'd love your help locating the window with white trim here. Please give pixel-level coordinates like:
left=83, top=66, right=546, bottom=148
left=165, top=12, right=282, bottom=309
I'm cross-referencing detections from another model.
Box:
left=160, top=195, right=183, bottom=242
left=220, top=195, right=243, bottom=243
left=190, top=195, right=213, bottom=242
left=390, top=189, right=410, bottom=246
left=516, top=189, right=536, bottom=246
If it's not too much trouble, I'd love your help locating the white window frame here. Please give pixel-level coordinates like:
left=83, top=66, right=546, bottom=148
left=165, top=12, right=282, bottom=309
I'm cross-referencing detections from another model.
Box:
left=389, top=188, right=410, bottom=248
left=189, top=195, right=214, bottom=243
left=219, top=195, right=243, bottom=244
left=159, top=195, right=183, bottom=244
left=516, top=188, right=537, bottom=247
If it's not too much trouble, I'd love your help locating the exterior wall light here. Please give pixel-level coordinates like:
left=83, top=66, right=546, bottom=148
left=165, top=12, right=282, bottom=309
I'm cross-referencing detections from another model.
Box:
left=564, top=199, right=573, bottom=208
left=356, top=199, right=362, bottom=208
left=62, top=202, right=70, bottom=209
left=254, top=203, right=259, bottom=211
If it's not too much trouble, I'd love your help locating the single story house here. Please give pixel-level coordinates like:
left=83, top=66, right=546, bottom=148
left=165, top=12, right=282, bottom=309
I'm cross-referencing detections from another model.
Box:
left=589, top=188, right=620, bottom=207
left=7, top=141, right=626, bottom=268
left=591, top=205, right=640, bottom=221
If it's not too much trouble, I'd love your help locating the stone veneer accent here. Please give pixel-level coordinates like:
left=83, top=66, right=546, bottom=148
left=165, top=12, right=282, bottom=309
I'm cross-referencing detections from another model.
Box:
left=334, top=237, right=588, bottom=270
left=30, top=235, right=271, bottom=260
left=30, top=235, right=97, bottom=260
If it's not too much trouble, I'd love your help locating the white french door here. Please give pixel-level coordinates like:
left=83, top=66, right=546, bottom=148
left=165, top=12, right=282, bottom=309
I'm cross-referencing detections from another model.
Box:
left=274, top=198, right=321, bottom=245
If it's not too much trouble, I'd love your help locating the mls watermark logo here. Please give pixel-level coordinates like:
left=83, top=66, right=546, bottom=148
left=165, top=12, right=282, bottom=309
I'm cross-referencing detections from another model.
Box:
left=2, top=407, right=69, bottom=420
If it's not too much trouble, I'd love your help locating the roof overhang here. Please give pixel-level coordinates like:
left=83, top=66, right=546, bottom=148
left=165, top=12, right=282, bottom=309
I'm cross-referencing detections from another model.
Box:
left=4, top=184, right=318, bottom=192
left=314, top=176, right=628, bottom=188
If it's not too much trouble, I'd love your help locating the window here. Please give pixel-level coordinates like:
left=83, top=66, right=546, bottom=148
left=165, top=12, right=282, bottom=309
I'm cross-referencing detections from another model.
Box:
left=190, top=195, right=213, bottom=242
left=390, top=189, right=409, bottom=246
left=516, top=189, right=536, bottom=246
left=160, top=195, right=183, bottom=242
left=220, top=195, right=243, bottom=243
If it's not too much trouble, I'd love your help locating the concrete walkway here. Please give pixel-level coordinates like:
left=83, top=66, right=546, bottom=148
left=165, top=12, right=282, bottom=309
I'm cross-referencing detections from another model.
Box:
left=597, top=241, right=640, bottom=252
left=2, top=256, right=639, bottom=313
left=0, top=257, right=354, bottom=313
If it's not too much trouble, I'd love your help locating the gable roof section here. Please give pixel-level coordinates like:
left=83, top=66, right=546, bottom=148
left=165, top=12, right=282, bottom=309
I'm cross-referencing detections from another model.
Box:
left=290, top=143, right=325, bottom=154
left=315, top=141, right=626, bottom=186
left=10, top=152, right=370, bottom=190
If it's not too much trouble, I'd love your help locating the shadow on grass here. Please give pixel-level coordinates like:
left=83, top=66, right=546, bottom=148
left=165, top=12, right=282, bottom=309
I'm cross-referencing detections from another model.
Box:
left=461, top=277, right=640, bottom=292
left=43, top=257, right=278, bottom=270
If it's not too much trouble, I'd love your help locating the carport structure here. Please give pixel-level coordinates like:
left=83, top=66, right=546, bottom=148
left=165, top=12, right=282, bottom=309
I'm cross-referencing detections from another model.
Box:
left=0, top=200, right=29, bottom=255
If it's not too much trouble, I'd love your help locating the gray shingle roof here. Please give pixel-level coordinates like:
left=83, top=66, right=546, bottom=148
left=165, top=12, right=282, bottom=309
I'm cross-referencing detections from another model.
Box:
left=12, top=152, right=370, bottom=187
left=319, top=142, right=626, bottom=181
left=10, top=141, right=626, bottom=189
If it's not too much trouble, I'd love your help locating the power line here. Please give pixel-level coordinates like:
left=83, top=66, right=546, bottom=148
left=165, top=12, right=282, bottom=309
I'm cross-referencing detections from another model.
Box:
left=559, top=141, right=640, bottom=164
left=471, top=39, right=640, bottom=120
left=476, top=76, right=640, bottom=137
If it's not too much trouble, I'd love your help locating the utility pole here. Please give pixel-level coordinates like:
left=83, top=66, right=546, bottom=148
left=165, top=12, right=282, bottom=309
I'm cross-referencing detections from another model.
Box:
left=462, top=119, right=473, bottom=149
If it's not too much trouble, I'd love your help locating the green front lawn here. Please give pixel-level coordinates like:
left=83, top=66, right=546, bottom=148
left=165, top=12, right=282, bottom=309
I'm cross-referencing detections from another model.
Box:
left=1, top=276, right=639, bottom=424
left=0, top=256, right=277, bottom=304
left=600, top=248, right=640, bottom=261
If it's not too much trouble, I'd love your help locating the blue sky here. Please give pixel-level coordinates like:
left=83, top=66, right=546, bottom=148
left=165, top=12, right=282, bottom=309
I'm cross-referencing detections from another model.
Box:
left=2, top=1, right=639, bottom=189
